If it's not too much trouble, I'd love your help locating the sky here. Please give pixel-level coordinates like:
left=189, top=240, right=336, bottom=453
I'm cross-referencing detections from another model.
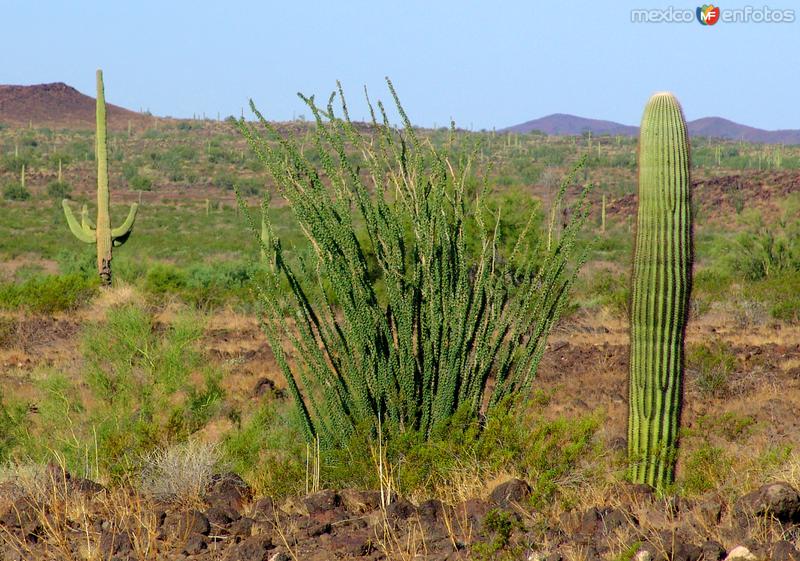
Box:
left=3, top=1, right=799, bottom=130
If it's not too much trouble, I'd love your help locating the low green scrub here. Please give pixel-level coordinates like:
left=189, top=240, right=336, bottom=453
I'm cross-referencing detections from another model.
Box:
left=1, top=305, right=225, bottom=482
left=686, top=340, right=737, bottom=396
left=582, top=268, right=630, bottom=316
left=0, top=273, right=98, bottom=313
left=680, top=443, right=731, bottom=495
left=224, top=399, right=601, bottom=503
left=46, top=180, right=72, bottom=200
left=143, top=261, right=258, bottom=307
left=3, top=182, right=30, bottom=201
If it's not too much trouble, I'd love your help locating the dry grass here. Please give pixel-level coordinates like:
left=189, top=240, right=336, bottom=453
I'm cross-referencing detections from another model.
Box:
left=139, top=440, right=221, bottom=508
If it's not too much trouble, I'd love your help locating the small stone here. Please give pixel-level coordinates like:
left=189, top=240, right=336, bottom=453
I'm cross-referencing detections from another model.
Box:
left=701, top=540, right=726, bottom=561
left=183, top=533, right=207, bottom=556
left=386, top=497, right=417, bottom=521
left=165, top=510, right=210, bottom=538
left=490, top=478, right=532, bottom=506
left=302, top=489, right=341, bottom=515
left=340, top=489, right=382, bottom=513
left=725, top=546, right=758, bottom=561
left=634, top=550, right=652, bottom=561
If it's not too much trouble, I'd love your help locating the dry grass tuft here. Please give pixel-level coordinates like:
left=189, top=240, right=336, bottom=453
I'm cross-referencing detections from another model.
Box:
left=139, top=440, right=221, bottom=508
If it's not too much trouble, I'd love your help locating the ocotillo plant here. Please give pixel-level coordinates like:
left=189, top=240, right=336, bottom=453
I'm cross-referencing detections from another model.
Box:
left=63, top=70, right=138, bottom=286
left=628, top=92, right=693, bottom=490
left=235, top=81, right=591, bottom=448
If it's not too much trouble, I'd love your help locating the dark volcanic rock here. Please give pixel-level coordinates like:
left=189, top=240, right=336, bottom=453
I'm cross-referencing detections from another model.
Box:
left=165, top=509, right=211, bottom=538
left=385, top=497, right=417, bottom=521
left=490, top=478, right=532, bottom=507
left=207, top=472, right=253, bottom=512
left=301, top=489, right=341, bottom=516
left=340, top=489, right=382, bottom=513
left=223, top=534, right=274, bottom=561
left=735, top=482, right=800, bottom=524
left=99, top=530, right=134, bottom=557
left=701, top=540, right=727, bottom=561
left=183, top=532, right=208, bottom=555
left=772, top=541, right=800, bottom=561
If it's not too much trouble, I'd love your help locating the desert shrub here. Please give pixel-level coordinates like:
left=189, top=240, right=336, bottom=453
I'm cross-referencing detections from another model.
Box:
left=0, top=273, right=97, bottom=313
left=681, top=444, right=731, bottom=495
left=584, top=268, right=630, bottom=316
left=0, top=397, right=24, bottom=463
left=144, top=263, right=188, bottom=296
left=3, top=182, right=31, bottom=201
left=0, top=306, right=222, bottom=481
left=471, top=508, right=523, bottom=559
left=223, top=397, right=600, bottom=502
left=686, top=340, right=737, bottom=396
left=140, top=440, right=220, bottom=505
left=757, top=271, right=800, bottom=323
left=129, top=174, right=153, bottom=191
left=46, top=180, right=72, bottom=200
left=143, top=261, right=256, bottom=307
left=0, top=154, right=31, bottom=173
left=724, top=212, right=800, bottom=281
left=235, top=81, right=591, bottom=449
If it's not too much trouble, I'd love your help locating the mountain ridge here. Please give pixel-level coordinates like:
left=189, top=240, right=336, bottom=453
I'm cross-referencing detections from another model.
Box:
left=503, top=114, right=800, bottom=144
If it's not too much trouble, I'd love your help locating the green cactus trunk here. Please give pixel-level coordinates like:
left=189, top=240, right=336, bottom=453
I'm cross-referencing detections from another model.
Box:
left=95, top=70, right=113, bottom=285
left=628, top=92, right=692, bottom=490
left=62, top=70, right=138, bottom=287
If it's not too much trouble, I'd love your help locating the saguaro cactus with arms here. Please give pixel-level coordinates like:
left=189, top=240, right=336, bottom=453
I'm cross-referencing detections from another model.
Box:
left=63, top=70, right=138, bottom=286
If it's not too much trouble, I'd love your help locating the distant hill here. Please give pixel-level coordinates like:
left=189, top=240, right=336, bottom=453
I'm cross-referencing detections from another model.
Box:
left=503, top=114, right=638, bottom=137
left=503, top=113, right=800, bottom=144
left=687, top=117, right=800, bottom=145
left=0, top=82, right=154, bottom=131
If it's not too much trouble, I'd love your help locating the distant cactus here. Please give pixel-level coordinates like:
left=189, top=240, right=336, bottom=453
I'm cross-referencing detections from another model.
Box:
left=601, top=194, right=606, bottom=233
left=63, top=70, right=138, bottom=286
left=20, top=164, right=25, bottom=189
left=628, top=92, right=693, bottom=490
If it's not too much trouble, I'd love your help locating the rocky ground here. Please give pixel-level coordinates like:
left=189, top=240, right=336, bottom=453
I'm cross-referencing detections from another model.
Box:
left=2, top=464, right=800, bottom=561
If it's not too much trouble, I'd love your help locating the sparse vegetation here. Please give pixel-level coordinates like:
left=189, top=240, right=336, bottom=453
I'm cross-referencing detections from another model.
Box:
left=0, top=76, right=799, bottom=561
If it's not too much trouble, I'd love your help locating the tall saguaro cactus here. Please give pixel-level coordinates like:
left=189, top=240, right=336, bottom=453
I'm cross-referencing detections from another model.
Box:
left=63, top=70, right=138, bottom=286
left=628, top=92, right=692, bottom=490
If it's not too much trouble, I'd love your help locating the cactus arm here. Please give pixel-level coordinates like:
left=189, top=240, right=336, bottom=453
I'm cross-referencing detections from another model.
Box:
left=111, top=203, right=139, bottom=246
left=80, top=204, right=96, bottom=233
left=62, top=200, right=97, bottom=244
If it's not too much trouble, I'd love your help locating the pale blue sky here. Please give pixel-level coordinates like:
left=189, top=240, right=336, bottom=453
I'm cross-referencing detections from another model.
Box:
left=4, top=1, right=798, bottom=130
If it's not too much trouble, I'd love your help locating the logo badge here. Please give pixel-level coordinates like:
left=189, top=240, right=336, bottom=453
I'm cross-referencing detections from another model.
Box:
left=697, top=4, right=721, bottom=25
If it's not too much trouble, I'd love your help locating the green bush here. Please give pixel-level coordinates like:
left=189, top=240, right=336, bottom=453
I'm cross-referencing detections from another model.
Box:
left=47, top=180, right=72, bottom=200
left=144, top=263, right=188, bottom=295
left=0, top=273, right=98, bottom=313
left=129, top=174, right=153, bottom=191
left=681, top=444, right=731, bottom=495
left=686, top=340, right=737, bottom=395
left=236, top=82, right=591, bottom=448
left=3, top=182, right=31, bottom=201
left=0, top=305, right=220, bottom=481
left=223, top=398, right=600, bottom=502
left=143, top=261, right=257, bottom=307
